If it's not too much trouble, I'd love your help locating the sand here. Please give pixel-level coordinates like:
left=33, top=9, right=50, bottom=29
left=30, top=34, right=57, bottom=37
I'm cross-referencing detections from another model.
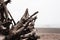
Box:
left=36, top=28, right=60, bottom=40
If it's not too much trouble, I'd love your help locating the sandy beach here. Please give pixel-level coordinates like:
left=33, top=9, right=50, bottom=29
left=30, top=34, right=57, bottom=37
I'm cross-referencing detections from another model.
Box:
left=36, top=28, right=60, bottom=40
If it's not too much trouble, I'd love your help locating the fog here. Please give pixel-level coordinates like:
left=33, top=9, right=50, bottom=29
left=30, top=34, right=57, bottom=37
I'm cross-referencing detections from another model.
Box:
left=7, top=0, right=60, bottom=28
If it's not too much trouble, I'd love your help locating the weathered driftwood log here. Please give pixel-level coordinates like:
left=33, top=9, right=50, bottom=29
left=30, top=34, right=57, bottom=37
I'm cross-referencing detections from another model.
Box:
left=11, top=16, right=37, bottom=34
left=0, top=0, right=12, bottom=31
left=3, top=7, right=39, bottom=40
left=0, top=0, right=15, bottom=25
left=0, top=0, right=39, bottom=40
left=16, top=11, right=38, bottom=30
left=4, top=16, right=37, bottom=40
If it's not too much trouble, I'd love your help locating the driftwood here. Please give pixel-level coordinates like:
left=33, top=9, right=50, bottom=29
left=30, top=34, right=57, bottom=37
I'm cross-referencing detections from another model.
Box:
left=0, top=0, right=40, bottom=40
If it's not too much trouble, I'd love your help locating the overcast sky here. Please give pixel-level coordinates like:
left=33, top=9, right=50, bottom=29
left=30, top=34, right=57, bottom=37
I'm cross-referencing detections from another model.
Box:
left=7, top=0, right=60, bottom=28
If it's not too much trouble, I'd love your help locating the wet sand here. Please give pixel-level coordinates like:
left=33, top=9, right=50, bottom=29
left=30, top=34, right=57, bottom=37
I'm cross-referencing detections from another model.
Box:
left=36, top=28, right=60, bottom=40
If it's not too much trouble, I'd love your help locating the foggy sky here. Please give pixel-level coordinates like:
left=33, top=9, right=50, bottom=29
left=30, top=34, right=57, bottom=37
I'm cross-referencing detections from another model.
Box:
left=7, top=0, right=60, bottom=28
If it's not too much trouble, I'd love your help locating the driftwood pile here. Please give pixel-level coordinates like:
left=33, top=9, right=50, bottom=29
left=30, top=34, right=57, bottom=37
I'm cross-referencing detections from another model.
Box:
left=0, top=0, right=40, bottom=40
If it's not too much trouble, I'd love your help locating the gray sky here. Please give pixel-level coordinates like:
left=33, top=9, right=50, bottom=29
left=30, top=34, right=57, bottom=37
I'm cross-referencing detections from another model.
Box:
left=7, top=0, right=60, bottom=28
